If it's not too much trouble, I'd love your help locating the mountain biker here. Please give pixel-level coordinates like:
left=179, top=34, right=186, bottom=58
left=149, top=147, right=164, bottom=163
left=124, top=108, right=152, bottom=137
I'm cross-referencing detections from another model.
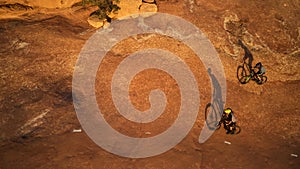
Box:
left=238, top=39, right=253, bottom=69
left=253, top=62, right=266, bottom=82
left=219, top=108, right=235, bottom=134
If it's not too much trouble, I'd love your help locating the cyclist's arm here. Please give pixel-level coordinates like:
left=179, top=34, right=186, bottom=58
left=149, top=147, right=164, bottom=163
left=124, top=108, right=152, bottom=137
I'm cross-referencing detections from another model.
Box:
left=252, top=67, right=259, bottom=74
left=219, top=114, right=226, bottom=123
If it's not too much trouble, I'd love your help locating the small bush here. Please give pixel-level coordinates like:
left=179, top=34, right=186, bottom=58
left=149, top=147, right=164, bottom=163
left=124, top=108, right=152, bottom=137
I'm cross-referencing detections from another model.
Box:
left=82, top=0, right=120, bottom=21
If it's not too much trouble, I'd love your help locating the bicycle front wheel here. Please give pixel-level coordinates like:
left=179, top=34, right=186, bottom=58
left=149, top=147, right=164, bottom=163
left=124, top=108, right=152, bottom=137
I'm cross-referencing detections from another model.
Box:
left=237, top=66, right=249, bottom=84
left=205, top=103, right=221, bottom=130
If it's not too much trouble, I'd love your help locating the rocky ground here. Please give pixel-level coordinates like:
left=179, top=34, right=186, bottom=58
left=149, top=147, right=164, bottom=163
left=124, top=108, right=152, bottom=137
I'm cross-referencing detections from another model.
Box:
left=0, top=0, right=299, bottom=169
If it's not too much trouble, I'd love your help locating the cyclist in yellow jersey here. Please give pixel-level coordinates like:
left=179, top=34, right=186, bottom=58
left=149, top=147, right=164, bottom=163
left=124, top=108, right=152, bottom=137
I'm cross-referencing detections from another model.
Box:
left=219, top=108, right=235, bottom=134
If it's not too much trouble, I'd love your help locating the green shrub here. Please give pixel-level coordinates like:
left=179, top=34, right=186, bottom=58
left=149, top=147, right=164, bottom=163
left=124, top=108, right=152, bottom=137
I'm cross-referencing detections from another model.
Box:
left=82, top=0, right=120, bottom=21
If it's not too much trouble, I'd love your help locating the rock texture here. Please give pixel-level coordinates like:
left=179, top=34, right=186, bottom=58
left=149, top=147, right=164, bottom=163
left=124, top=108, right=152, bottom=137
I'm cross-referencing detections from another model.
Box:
left=0, top=0, right=299, bottom=169
left=0, top=0, right=81, bottom=8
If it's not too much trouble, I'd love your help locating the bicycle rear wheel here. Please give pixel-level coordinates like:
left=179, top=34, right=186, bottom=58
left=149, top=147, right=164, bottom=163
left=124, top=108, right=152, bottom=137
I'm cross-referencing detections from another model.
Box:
left=257, top=75, right=267, bottom=85
left=233, top=125, right=241, bottom=134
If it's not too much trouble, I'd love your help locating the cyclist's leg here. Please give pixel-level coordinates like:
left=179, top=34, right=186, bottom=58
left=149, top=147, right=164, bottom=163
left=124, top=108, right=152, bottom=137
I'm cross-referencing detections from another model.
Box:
left=252, top=69, right=260, bottom=81
left=228, top=122, right=235, bottom=134
left=257, top=72, right=264, bottom=82
left=224, top=122, right=231, bottom=134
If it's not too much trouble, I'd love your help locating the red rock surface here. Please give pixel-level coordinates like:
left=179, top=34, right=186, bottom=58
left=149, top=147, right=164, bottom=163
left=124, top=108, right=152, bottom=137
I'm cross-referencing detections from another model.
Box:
left=0, top=0, right=299, bottom=168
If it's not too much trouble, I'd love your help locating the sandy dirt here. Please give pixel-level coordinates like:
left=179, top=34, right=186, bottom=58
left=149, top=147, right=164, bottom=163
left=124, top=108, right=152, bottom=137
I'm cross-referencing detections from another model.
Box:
left=0, top=0, right=299, bottom=169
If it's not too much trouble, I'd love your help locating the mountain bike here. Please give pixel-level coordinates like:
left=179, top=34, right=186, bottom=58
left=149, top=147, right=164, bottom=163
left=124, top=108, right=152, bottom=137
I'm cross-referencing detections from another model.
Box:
left=216, top=121, right=241, bottom=134
left=237, top=62, right=267, bottom=85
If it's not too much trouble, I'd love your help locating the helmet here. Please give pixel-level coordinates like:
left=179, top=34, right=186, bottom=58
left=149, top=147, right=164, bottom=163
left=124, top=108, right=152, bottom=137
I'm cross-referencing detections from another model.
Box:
left=224, top=108, right=232, bottom=114
left=255, top=62, right=262, bottom=68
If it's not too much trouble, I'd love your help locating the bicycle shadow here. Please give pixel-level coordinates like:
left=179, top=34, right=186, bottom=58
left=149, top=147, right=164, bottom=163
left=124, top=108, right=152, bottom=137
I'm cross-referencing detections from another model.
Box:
left=205, top=68, right=224, bottom=130
left=204, top=102, right=222, bottom=130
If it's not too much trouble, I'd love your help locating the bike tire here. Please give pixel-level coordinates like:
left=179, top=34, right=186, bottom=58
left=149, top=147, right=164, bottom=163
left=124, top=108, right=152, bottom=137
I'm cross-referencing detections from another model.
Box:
left=257, top=75, right=267, bottom=85
left=233, top=125, right=241, bottom=134
left=237, top=66, right=249, bottom=84
left=204, top=103, right=212, bottom=121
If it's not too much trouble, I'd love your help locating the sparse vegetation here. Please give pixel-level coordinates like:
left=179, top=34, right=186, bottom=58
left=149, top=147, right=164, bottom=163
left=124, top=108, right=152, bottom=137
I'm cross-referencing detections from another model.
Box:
left=82, top=0, right=120, bottom=21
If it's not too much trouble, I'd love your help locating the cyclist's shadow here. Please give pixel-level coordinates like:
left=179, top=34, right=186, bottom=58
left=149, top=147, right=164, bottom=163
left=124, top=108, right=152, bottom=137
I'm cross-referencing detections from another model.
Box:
left=199, top=68, right=227, bottom=143
left=205, top=68, right=224, bottom=130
